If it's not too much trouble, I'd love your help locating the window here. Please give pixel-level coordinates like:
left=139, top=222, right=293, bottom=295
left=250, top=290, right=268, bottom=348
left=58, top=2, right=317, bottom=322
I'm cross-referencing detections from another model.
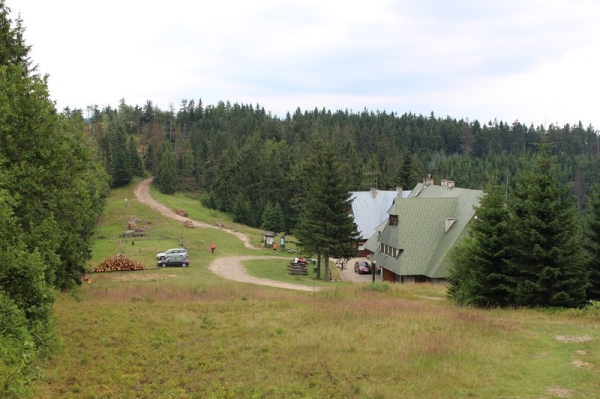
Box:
left=380, top=243, right=399, bottom=258
left=389, top=215, right=398, bottom=226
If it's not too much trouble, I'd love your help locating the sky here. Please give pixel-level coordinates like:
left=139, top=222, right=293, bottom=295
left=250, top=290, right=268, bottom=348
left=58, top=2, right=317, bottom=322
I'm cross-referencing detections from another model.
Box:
left=7, top=0, right=600, bottom=127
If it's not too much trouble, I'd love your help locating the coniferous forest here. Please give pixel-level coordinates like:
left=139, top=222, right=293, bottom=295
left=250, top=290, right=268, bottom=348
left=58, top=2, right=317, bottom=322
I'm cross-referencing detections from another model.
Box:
left=88, top=98, right=600, bottom=231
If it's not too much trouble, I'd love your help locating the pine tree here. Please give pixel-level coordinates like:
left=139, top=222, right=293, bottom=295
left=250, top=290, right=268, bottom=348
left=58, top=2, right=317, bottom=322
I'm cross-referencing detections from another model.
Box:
left=295, top=141, right=358, bottom=280
left=155, top=144, right=178, bottom=194
left=507, top=139, right=588, bottom=307
left=261, top=202, right=285, bottom=234
left=128, top=136, right=144, bottom=177
left=585, top=184, right=600, bottom=300
left=144, top=142, right=155, bottom=173
left=447, top=173, right=513, bottom=306
left=0, top=2, right=108, bottom=391
left=111, top=143, right=132, bottom=187
left=397, top=152, right=419, bottom=190
left=178, top=140, right=196, bottom=191
left=232, top=196, right=254, bottom=226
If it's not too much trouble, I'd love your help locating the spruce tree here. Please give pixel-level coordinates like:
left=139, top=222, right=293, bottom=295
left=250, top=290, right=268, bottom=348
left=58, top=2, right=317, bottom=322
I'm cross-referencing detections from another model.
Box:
left=261, top=202, right=285, bottom=234
left=155, top=144, right=178, bottom=194
left=295, top=141, right=358, bottom=280
left=585, top=184, right=600, bottom=300
left=0, top=2, right=108, bottom=391
left=507, top=139, right=588, bottom=307
left=232, top=196, right=254, bottom=226
left=128, top=136, right=144, bottom=177
left=397, top=152, right=419, bottom=190
left=447, top=173, right=513, bottom=306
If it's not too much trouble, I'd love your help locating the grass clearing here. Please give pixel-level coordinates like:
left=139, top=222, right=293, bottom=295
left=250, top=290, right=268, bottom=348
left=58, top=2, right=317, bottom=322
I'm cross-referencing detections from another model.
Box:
left=243, top=258, right=342, bottom=287
left=29, top=180, right=600, bottom=398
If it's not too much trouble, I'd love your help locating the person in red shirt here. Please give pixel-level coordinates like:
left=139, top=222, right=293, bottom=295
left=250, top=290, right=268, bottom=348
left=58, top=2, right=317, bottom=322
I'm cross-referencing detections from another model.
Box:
left=210, top=243, right=215, bottom=254
left=272, top=243, right=277, bottom=252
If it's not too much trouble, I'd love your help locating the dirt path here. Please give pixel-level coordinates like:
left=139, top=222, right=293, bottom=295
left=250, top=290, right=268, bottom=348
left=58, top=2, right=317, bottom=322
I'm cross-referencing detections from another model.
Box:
left=134, top=178, right=321, bottom=292
left=134, top=178, right=256, bottom=249
left=209, top=256, right=321, bottom=292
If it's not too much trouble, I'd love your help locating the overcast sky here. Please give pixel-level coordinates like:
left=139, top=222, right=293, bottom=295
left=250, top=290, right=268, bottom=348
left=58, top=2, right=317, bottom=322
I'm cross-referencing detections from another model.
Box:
left=8, top=0, right=600, bottom=127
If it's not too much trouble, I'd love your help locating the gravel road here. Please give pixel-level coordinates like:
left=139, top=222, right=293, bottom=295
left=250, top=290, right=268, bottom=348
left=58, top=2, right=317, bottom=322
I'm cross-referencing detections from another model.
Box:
left=208, top=256, right=321, bottom=292
left=134, top=178, right=321, bottom=291
left=134, top=177, right=257, bottom=249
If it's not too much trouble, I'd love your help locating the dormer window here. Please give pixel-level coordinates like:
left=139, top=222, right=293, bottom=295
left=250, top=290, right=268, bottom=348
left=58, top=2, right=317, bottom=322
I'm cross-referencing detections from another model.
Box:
left=389, top=215, right=398, bottom=226
left=445, top=218, right=456, bottom=232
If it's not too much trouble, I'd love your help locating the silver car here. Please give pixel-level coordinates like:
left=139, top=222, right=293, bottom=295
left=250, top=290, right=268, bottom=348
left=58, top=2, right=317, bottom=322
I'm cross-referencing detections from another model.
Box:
left=156, top=248, right=187, bottom=260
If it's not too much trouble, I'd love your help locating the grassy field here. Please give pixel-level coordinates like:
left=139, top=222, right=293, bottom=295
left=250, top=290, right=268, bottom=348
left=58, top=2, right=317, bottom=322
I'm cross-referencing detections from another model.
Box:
left=30, top=179, right=600, bottom=398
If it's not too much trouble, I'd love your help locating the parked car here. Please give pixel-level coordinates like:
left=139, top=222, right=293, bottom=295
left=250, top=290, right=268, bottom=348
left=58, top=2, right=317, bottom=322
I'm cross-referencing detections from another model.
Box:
left=354, top=261, right=372, bottom=274
left=157, top=254, right=189, bottom=268
left=156, top=248, right=187, bottom=260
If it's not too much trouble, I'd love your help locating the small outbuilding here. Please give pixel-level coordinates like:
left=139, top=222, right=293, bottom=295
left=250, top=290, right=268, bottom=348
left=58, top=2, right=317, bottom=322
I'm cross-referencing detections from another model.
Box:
left=261, top=231, right=276, bottom=246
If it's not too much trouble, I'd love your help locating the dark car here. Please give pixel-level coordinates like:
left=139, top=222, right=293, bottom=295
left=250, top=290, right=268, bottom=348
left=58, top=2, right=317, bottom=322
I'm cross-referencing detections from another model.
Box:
left=354, top=261, right=372, bottom=274
left=157, top=254, right=189, bottom=268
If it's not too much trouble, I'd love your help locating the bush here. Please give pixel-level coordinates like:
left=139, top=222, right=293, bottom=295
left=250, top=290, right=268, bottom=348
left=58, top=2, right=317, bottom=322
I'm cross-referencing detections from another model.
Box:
left=582, top=300, right=600, bottom=319
left=0, top=291, right=35, bottom=398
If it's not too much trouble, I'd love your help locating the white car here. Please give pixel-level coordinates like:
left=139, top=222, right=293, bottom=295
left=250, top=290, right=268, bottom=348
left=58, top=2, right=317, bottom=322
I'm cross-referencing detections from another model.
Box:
left=156, top=248, right=187, bottom=260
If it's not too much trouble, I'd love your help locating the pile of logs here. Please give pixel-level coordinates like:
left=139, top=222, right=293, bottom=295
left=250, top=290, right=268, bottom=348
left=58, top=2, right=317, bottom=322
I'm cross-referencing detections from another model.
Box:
left=93, top=254, right=145, bottom=273
left=175, top=209, right=188, bottom=217
left=184, top=220, right=194, bottom=228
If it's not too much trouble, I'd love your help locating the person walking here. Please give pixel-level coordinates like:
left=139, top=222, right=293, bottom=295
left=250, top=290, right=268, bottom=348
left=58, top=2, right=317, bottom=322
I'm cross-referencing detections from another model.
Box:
left=210, top=243, right=215, bottom=254
left=272, top=243, right=277, bottom=252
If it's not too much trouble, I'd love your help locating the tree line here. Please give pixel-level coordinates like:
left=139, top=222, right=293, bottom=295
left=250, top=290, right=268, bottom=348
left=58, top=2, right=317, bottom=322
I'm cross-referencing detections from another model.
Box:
left=88, top=97, right=600, bottom=234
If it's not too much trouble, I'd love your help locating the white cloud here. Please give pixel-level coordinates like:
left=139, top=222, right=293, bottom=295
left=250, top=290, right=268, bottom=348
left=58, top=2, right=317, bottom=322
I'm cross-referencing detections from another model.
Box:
left=7, top=0, right=600, bottom=127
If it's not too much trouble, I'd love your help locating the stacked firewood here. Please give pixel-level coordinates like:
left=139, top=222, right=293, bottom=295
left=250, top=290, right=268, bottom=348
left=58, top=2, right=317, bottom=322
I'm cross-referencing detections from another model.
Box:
left=175, top=209, right=188, bottom=217
left=93, top=254, right=145, bottom=272
left=184, top=220, right=194, bottom=228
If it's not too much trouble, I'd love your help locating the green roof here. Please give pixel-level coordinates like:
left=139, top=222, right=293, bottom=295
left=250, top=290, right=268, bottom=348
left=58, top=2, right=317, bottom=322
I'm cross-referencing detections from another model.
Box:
left=371, top=183, right=482, bottom=278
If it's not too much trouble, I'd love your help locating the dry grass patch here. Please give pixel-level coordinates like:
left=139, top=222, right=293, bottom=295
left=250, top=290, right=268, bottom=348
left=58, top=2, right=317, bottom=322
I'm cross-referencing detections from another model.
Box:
left=31, top=280, right=600, bottom=398
left=554, top=335, right=593, bottom=343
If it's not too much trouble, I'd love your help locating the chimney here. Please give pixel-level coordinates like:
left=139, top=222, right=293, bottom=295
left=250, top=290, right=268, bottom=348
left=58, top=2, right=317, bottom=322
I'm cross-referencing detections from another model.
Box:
left=447, top=181, right=455, bottom=189
left=441, top=179, right=447, bottom=187
left=423, top=171, right=434, bottom=186
left=396, top=187, right=403, bottom=197
left=370, top=187, right=377, bottom=198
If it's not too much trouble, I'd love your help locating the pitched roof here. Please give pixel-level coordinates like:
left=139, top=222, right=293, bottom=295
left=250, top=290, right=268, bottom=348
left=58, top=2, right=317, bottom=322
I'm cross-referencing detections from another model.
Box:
left=372, top=182, right=482, bottom=278
left=363, top=219, right=387, bottom=253
left=350, top=189, right=411, bottom=240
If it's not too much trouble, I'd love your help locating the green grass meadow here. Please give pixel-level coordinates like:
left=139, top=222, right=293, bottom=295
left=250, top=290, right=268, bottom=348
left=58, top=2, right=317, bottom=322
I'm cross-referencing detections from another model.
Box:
left=30, top=179, right=600, bottom=398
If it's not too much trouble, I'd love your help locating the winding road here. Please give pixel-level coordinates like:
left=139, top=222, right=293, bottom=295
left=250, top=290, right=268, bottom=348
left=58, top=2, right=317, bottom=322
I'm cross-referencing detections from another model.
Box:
left=134, top=178, right=321, bottom=292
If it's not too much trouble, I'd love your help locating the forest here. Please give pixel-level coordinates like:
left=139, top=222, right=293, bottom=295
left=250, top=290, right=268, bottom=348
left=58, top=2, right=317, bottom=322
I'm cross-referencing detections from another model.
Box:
left=87, top=98, right=600, bottom=231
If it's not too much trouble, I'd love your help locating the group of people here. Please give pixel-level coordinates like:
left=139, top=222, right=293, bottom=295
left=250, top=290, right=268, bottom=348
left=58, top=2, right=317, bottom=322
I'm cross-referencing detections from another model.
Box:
left=293, top=256, right=308, bottom=264
left=335, top=259, right=348, bottom=270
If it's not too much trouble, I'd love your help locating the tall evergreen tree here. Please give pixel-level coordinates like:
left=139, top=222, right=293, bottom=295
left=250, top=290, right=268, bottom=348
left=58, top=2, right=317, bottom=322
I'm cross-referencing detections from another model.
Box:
left=397, top=152, right=419, bottom=190
left=144, top=142, right=155, bottom=173
left=585, top=184, right=600, bottom=300
left=261, top=202, right=285, bottom=234
left=0, top=2, right=108, bottom=392
left=127, top=135, right=144, bottom=177
left=232, top=196, right=254, bottom=226
left=447, top=173, right=513, bottom=306
left=111, top=142, right=131, bottom=187
left=507, top=139, right=588, bottom=307
left=155, top=144, right=178, bottom=194
left=295, top=141, right=358, bottom=280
